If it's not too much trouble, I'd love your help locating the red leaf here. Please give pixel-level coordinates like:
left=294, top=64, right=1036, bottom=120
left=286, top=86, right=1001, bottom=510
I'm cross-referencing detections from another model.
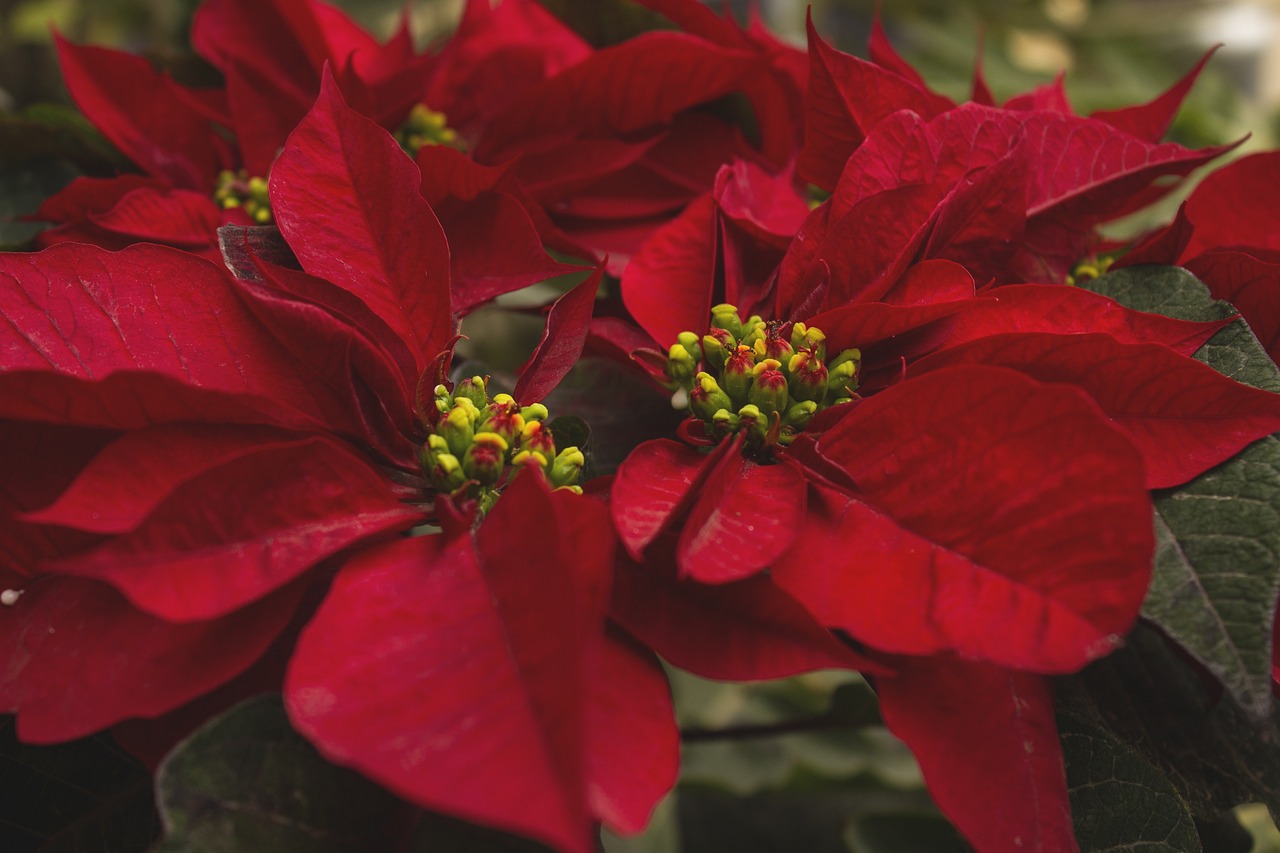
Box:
left=775, top=366, right=1152, bottom=672
left=941, top=283, right=1230, bottom=356
left=0, top=576, right=302, bottom=743
left=584, top=626, right=678, bottom=835
left=285, top=475, right=622, bottom=852
left=914, top=333, right=1280, bottom=488
left=798, top=14, right=953, bottom=190
left=33, top=431, right=420, bottom=621
left=0, top=243, right=368, bottom=435
left=1180, top=151, right=1280, bottom=259
left=877, top=657, right=1078, bottom=853
left=621, top=194, right=718, bottom=349
left=54, top=37, right=223, bottom=190
left=610, top=560, right=885, bottom=679
left=515, top=266, right=602, bottom=404
left=1092, top=47, right=1218, bottom=143
left=478, top=32, right=760, bottom=158
left=676, top=448, right=807, bottom=583
left=442, top=190, right=584, bottom=315
left=1186, top=250, right=1280, bottom=363
left=86, top=186, right=223, bottom=247
left=611, top=439, right=725, bottom=561
left=271, top=72, right=454, bottom=370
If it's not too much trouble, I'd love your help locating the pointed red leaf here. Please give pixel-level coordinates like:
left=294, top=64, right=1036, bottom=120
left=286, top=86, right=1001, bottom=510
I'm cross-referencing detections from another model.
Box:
left=1, top=576, right=302, bottom=743
left=1180, top=151, right=1280, bottom=259
left=85, top=186, right=223, bottom=247
left=0, top=243, right=369, bottom=435
left=1092, top=48, right=1218, bottom=143
left=775, top=366, right=1152, bottom=672
left=479, top=32, right=760, bottom=158
left=610, top=560, right=886, bottom=680
left=798, top=13, right=952, bottom=190
left=585, top=627, right=679, bottom=835
left=914, top=332, right=1280, bottom=488
left=877, top=658, right=1077, bottom=853
left=442, top=191, right=584, bottom=315
left=611, top=439, right=725, bottom=561
left=515, top=266, right=602, bottom=404
left=677, top=448, right=807, bottom=583
left=1186, top=250, right=1280, bottom=363
left=621, top=194, right=717, bottom=349
left=55, top=37, right=223, bottom=190
left=34, top=432, right=420, bottom=622
left=286, top=474, right=617, bottom=853
left=271, top=72, right=454, bottom=370
left=941, top=283, right=1231, bottom=356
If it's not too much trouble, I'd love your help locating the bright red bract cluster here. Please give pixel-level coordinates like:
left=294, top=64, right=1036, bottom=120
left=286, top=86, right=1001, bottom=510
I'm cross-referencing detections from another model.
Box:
left=2, top=2, right=1280, bottom=851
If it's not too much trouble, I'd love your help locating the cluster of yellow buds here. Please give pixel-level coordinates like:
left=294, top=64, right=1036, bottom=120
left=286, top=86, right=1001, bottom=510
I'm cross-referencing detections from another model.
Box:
left=1066, top=254, right=1114, bottom=286
left=214, top=169, right=272, bottom=224
left=422, top=375, right=585, bottom=510
left=666, top=304, right=862, bottom=448
left=395, top=104, right=462, bottom=156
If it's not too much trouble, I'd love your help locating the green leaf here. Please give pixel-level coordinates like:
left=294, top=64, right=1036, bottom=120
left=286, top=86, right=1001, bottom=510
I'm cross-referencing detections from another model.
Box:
left=1063, top=624, right=1280, bottom=821
left=1085, top=266, right=1280, bottom=721
left=154, top=694, right=406, bottom=852
left=0, top=104, right=127, bottom=175
left=1055, top=698, right=1202, bottom=852
left=0, top=717, right=160, bottom=852
left=0, top=159, right=79, bottom=250
left=843, top=811, right=968, bottom=853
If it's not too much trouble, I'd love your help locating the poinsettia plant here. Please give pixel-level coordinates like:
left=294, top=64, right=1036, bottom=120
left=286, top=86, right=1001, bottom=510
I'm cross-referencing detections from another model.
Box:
left=3, top=0, right=1280, bottom=851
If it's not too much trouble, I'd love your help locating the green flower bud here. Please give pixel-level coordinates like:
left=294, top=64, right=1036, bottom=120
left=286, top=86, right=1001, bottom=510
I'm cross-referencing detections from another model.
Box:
left=454, top=375, right=488, bottom=408
left=549, top=446, right=585, bottom=488
left=511, top=449, right=549, bottom=470
left=711, top=407, right=740, bottom=439
left=428, top=451, right=467, bottom=492
left=667, top=343, right=698, bottom=385
left=677, top=331, right=703, bottom=363
left=748, top=359, right=789, bottom=418
left=479, top=398, right=524, bottom=446
left=520, top=402, right=549, bottom=423
left=722, top=346, right=756, bottom=404
left=701, top=333, right=729, bottom=371
left=782, top=400, right=818, bottom=430
left=787, top=351, right=828, bottom=403
left=690, top=372, right=733, bottom=421
left=463, top=432, right=509, bottom=486
left=518, top=419, right=557, bottom=459
left=438, top=404, right=475, bottom=457
left=736, top=403, right=768, bottom=443
left=710, top=303, right=744, bottom=340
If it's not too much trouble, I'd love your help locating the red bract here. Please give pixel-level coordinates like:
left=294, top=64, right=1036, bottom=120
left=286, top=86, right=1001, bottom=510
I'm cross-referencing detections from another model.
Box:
left=286, top=474, right=677, bottom=853
left=1, top=31, right=631, bottom=848
left=602, top=27, right=1280, bottom=846
left=1117, top=151, right=1280, bottom=364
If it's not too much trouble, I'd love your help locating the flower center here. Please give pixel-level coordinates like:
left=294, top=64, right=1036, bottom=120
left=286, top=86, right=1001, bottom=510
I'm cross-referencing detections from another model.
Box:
left=1067, top=254, right=1114, bottom=285
left=666, top=304, right=861, bottom=450
left=395, top=104, right=462, bottom=156
left=214, top=169, right=272, bottom=224
left=421, top=375, right=585, bottom=513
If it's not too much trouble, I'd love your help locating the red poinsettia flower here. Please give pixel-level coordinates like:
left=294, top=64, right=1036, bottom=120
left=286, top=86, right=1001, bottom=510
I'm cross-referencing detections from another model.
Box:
left=2, top=58, right=658, bottom=851
left=605, top=76, right=1280, bottom=849
left=34, top=0, right=580, bottom=259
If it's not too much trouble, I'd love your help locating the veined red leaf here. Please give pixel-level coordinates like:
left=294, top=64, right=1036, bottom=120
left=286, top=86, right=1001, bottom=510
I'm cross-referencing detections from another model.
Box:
left=0, top=243, right=368, bottom=435
left=35, top=433, right=421, bottom=622
left=515, top=266, right=602, bottom=404
left=621, top=194, right=718, bottom=349
left=775, top=366, right=1152, bottom=672
left=877, top=658, right=1078, bottom=853
left=0, top=576, right=303, bottom=743
left=270, top=72, right=454, bottom=370
left=913, top=332, right=1280, bottom=488
left=611, top=438, right=727, bottom=561
left=610, top=561, right=886, bottom=679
